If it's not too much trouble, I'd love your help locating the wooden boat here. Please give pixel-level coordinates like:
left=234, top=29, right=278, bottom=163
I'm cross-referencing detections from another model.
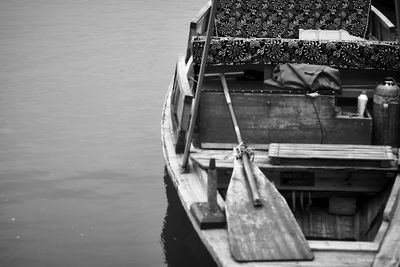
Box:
left=162, top=1, right=400, bottom=266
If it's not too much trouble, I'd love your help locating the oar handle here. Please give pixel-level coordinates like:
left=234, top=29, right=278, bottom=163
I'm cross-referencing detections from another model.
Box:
left=220, top=73, right=262, bottom=207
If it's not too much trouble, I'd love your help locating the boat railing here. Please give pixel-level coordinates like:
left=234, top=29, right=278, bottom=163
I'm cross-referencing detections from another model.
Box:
left=185, top=1, right=211, bottom=63
left=170, top=55, right=194, bottom=153
left=369, top=5, right=396, bottom=41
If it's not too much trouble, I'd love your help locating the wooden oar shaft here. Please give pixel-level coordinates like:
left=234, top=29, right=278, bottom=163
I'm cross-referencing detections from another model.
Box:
left=221, top=73, right=243, bottom=143
left=181, top=0, right=217, bottom=169
left=242, top=156, right=262, bottom=207
left=220, top=73, right=262, bottom=207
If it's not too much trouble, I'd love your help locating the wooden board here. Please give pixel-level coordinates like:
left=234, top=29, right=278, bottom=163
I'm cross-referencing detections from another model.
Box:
left=295, top=206, right=355, bottom=240
left=329, top=197, right=357, bottom=215
left=202, top=67, right=400, bottom=98
left=170, top=56, right=193, bottom=153
left=372, top=179, right=400, bottom=266
left=268, top=143, right=395, bottom=168
left=225, top=159, right=313, bottom=261
left=198, top=92, right=336, bottom=144
left=197, top=92, right=373, bottom=145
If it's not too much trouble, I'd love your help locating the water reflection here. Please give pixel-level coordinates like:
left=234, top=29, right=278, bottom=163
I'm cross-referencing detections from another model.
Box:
left=161, top=169, right=217, bottom=267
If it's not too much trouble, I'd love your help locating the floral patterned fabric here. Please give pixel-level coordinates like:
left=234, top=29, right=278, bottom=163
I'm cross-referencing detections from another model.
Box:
left=192, top=37, right=400, bottom=71
left=215, top=0, right=371, bottom=39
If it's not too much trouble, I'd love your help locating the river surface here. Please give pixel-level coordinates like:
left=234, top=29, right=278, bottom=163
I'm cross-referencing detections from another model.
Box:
left=0, top=1, right=214, bottom=266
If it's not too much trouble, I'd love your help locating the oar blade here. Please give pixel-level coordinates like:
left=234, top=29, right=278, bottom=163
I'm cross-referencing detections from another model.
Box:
left=225, top=160, right=313, bottom=262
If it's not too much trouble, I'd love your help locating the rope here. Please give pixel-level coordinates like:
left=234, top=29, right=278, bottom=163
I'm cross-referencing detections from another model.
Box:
left=189, top=76, right=198, bottom=84
left=233, top=142, right=255, bottom=161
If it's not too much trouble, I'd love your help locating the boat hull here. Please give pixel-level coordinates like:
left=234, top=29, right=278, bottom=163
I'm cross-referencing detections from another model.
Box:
left=161, top=78, right=388, bottom=267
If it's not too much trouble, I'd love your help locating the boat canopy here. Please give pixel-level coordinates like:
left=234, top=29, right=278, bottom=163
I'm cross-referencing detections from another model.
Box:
left=191, top=0, right=400, bottom=71
left=192, top=37, right=400, bottom=71
left=214, top=0, right=371, bottom=39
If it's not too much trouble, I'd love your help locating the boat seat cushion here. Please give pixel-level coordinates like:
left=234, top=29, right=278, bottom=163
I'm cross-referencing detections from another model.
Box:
left=192, top=37, right=400, bottom=71
left=215, top=0, right=371, bottom=39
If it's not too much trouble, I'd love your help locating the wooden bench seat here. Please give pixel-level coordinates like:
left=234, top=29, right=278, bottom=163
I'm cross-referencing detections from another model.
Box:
left=190, top=146, right=398, bottom=193
left=268, top=143, right=396, bottom=168
left=190, top=146, right=398, bottom=172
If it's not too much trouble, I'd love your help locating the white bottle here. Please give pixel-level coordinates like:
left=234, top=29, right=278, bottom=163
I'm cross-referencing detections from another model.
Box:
left=357, top=90, right=368, bottom=116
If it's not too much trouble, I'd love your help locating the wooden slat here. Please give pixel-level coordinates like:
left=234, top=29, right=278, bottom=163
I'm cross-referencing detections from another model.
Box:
left=329, top=197, right=357, bottom=215
left=371, top=5, right=396, bottom=30
left=372, top=177, right=400, bottom=266
left=185, top=1, right=211, bottom=62
left=200, top=69, right=400, bottom=98
left=296, top=206, right=354, bottom=240
left=172, top=55, right=193, bottom=153
left=309, top=240, right=379, bottom=252
left=201, top=142, right=269, bottom=150
left=383, top=174, right=400, bottom=221
left=373, top=221, right=389, bottom=244
left=268, top=143, right=396, bottom=167
left=198, top=90, right=374, bottom=145
left=369, top=5, right=396, bottom=41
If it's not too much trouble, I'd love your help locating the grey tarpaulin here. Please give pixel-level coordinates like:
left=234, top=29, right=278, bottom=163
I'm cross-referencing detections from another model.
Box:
left=264, top=63, right=342, bottom=93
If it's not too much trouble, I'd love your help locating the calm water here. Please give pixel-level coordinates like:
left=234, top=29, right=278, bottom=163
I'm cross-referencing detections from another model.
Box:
left=0, top=0, right=213, bottom=266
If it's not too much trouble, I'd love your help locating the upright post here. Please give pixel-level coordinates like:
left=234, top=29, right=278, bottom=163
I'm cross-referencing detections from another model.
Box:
left=189, top=158, right=225, bottom=229
left=207, top=158, right=218, bottom=211
left=396, top=0, right=400, bottom=40
left=181, top=0, right=217, bottom=170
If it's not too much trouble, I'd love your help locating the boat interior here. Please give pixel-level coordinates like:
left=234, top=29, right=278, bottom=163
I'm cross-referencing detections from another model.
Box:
left=169, top=0, right=400, bottom=245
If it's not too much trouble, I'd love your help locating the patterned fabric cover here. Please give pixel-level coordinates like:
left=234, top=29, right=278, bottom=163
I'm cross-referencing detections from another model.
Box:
left=215, top=0, right=371, bottom=38
left=192, top=37, right=400, bottom=71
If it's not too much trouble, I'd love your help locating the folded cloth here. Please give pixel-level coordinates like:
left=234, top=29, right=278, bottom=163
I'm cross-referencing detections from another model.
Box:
left=299, top=29, right=366, bottom=41
left=264, top=63, right=342, bottom=93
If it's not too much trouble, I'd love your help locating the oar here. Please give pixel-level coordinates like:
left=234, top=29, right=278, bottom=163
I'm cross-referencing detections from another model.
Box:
left=220, top=73, right=261, bottom=207
left=220, top=73, right=313, bottom=262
